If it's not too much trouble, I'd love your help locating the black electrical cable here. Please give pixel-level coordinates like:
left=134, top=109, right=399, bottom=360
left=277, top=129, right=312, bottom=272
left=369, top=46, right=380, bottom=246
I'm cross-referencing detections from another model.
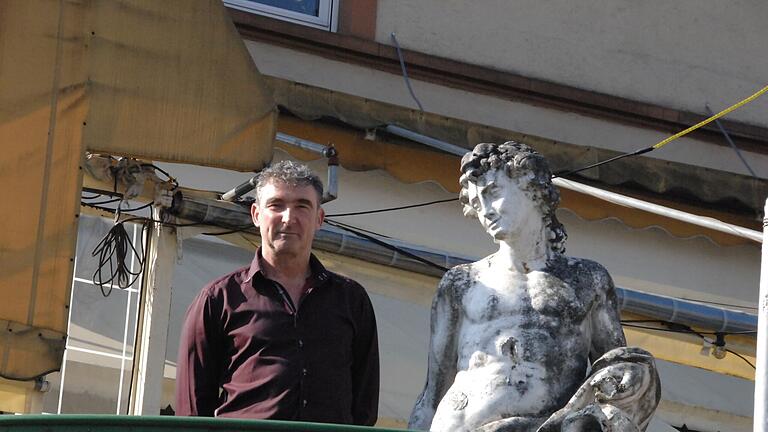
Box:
left=201, top=225, right=256, bottom=236
left=141, top=163, right=179, bottom=189
left=91, top=220, right=146, bottom=296
left=85, top=201, right=210, bottom=298
left=621, top=321, right=756, bottom=369
left=621, top=323, right=695, bottom=334
left=325, top=198, right=457, bottom=217
left=82, top=201, right=155, bottom=214
left=726, top=349, right=756, bottom=369
left=553, top=146, right=654, bottom=179
left=681, top=297, right=758, bottom=311
left=621, top=320, right=756, bottom=336
left=324, top=219, right=449, bottom=272
left=83, top=198, right=122, bottom=206
left=326, top=219, right=393, bottom=239
left=124, top=201, right=155, bottom=214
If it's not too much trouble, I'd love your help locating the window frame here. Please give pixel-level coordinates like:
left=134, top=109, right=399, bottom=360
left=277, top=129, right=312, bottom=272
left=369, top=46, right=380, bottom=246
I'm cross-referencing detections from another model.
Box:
left=224, top=0, right=338, bottom=31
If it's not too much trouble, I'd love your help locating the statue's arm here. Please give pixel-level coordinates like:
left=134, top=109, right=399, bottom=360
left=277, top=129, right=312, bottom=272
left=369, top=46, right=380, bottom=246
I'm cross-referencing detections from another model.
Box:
left=408, top=268, right=464, bottom=431
left=588, top=263, right=627, bottom=361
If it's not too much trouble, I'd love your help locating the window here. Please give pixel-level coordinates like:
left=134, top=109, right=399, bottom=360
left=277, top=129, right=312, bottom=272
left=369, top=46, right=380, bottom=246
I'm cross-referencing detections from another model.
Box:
left=224, top=0, right=338, bottom=31
left=41, top=216, right=144, bottom=414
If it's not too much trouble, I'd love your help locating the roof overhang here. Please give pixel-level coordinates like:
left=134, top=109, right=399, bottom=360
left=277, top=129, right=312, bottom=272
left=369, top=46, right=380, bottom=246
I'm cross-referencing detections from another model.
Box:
left=267, top=77, right=768, bottom=220
left=274, top=110, right=759, bottom=247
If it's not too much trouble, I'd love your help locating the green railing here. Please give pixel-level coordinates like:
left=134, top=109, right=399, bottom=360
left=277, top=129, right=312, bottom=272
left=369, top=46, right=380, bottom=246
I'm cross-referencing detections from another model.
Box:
left=0, top=415, right=409, bottom=432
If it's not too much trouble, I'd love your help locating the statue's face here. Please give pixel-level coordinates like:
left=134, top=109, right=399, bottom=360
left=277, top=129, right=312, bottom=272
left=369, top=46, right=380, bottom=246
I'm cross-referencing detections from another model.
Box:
left=466, top=169, right=541, bottom=243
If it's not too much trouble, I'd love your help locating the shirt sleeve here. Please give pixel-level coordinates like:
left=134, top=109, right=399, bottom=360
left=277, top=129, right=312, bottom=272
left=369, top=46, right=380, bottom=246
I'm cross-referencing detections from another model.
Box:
left=175, top=289, right=223, bottom=416
left=351, top=287, right=380, bottom=426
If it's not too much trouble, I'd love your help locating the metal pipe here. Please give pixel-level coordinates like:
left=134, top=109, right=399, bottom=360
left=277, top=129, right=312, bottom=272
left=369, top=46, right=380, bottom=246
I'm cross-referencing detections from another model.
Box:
left=323, top=164, right=339, bottom=203
left=754, top=198, right=768, bottom=432
left=170, top=192, right=757, bottom=335
left=221, top=176, right=258, bottom=202
left=276, top=132, right=335, bottom=157
left=616, top=288, right=756, bottom=334
left=384, top=125, right=468, bottom=156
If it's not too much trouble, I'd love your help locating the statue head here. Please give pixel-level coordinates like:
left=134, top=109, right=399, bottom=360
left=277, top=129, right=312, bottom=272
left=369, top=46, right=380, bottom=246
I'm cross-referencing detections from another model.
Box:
left=459, top=142, right=566, bottom=254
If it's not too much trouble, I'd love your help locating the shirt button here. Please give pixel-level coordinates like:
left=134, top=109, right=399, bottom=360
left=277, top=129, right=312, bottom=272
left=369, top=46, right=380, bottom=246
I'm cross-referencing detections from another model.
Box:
left=302, top=399, right=308, bottom=408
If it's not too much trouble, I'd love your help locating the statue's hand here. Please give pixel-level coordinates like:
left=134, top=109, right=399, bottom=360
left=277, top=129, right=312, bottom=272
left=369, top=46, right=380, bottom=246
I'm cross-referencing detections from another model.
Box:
left=588, top=361, right=648, bottom=406
left=589, top=369, right=621, bottom=401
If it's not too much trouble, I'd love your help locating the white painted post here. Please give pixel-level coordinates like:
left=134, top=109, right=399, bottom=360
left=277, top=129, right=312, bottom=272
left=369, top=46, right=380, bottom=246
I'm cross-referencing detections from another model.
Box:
left=755, top=198, right=768, bottom=432
left=128, top=208, right=177, bottom=415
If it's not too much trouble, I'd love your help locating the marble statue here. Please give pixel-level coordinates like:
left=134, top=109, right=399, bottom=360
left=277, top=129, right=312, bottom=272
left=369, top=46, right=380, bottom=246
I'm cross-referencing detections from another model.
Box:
left=408, top=142, right=660, bottom=432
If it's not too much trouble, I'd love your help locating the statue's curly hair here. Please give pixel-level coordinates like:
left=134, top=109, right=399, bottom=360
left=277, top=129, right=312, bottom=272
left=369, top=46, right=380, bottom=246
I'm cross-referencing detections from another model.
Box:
left=459, top=141, right=567, bottom=254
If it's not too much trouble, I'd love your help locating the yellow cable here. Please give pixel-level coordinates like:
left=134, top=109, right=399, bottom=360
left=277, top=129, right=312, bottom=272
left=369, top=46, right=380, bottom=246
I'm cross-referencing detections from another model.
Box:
left=653, top=85, right=768, bottom=149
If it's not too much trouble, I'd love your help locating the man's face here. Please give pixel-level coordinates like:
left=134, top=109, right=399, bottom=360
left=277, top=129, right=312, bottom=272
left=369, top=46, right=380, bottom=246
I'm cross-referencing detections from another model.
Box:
left=251, top=180, right=324, bottom=259
left=466, top=169, right=540, bottom=243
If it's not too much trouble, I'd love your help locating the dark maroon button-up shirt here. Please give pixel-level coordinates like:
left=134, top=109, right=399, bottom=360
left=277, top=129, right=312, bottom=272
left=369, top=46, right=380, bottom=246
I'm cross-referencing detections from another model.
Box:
left=175, top=251, right=379, bottom=425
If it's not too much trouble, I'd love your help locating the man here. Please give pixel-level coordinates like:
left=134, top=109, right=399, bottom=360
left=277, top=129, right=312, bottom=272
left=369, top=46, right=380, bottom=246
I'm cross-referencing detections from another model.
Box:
left=176, top=160, right=380, bottom=425
left=408, top=143, right=658, bottom=431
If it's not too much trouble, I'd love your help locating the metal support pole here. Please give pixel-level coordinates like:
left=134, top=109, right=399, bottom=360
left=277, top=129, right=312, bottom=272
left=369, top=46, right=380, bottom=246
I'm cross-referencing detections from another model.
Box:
left=755, top=198, right=768, bottom=431
left=128, top=207, right=177, bottom=415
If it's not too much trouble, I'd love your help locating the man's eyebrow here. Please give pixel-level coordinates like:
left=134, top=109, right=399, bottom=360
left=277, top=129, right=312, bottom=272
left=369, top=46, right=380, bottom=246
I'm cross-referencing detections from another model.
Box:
left=297, top=198, right=316, bottom=207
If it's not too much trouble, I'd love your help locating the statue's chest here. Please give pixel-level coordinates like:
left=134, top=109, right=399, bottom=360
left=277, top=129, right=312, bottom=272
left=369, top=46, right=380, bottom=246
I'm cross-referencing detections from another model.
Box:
left=463, top=271, right=593, bottom=323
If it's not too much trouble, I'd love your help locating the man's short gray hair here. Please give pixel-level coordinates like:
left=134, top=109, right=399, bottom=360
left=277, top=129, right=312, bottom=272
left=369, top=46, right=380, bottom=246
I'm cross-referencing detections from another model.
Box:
left=256, top=160, right=324, bottom=203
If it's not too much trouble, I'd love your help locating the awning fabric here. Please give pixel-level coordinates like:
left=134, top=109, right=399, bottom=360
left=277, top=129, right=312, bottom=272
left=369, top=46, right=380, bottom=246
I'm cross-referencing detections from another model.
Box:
left=0, top=0, right=275, bottom=383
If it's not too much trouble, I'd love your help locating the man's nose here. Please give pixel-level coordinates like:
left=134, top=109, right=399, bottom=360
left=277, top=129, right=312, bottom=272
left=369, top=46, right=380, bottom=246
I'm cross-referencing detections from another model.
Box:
left=281, top=207, right=296, bottom=223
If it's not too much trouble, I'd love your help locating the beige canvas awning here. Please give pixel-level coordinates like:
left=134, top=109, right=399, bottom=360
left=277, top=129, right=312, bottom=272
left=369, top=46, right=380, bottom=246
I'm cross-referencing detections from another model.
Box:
left=0, top=0, right=276, bottom=385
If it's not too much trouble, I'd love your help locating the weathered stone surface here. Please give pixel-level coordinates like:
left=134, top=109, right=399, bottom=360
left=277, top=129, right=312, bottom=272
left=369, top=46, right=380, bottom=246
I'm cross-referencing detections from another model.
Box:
left=409, top=142, right=660, bottom=432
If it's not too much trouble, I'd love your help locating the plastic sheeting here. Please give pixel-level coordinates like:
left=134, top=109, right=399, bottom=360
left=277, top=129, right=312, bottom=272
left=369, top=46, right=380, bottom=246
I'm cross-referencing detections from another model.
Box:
left=0, top=0, right=276, bottom=382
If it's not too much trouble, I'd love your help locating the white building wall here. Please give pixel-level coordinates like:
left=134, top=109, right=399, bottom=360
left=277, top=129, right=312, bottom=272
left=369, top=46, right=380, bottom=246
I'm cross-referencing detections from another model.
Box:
left=375, top=0, right=768, bottom=128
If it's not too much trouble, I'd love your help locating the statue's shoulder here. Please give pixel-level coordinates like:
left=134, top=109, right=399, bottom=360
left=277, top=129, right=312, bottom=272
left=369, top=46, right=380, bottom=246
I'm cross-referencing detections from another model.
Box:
left=436, top=263, right=474, bottom=299
left=550, top=255, right=614, bottom=295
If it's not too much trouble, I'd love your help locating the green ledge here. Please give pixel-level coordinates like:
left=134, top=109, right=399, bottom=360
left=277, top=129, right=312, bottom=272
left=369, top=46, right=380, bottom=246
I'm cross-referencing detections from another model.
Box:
left=0, top=415, right=410, bottom=432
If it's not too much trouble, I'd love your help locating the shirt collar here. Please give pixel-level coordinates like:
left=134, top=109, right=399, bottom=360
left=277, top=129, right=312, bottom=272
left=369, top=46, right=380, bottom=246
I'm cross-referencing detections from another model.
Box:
left=245, top=248, right=330, bottom=287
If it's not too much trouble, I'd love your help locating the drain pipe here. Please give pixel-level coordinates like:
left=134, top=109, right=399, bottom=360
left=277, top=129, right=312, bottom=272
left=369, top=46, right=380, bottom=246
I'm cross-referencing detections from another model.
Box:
left=385, top=125, right=467, bottom=155
left=754, top=198, right=768, bottom=432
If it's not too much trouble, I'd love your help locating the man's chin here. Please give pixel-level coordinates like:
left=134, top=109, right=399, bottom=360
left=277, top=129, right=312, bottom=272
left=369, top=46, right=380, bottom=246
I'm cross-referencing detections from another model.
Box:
left=269, top=242, right=304, bottom=257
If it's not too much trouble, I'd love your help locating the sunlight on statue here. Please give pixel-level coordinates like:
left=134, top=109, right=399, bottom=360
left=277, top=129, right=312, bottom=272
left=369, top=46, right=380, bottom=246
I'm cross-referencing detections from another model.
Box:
left=409, top=142, right=660, bottom=432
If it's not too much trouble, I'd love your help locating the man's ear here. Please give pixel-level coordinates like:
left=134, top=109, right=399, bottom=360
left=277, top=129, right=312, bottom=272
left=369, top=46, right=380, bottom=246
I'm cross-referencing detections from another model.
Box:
left=317, top=207, right=325, bottom=228
left=251, top=202, right=260, bottom=227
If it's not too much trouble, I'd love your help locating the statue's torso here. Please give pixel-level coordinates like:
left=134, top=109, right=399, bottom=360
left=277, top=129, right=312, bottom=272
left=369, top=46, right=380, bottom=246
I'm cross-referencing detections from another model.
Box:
left=432, top=260, right=598, bottom=431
